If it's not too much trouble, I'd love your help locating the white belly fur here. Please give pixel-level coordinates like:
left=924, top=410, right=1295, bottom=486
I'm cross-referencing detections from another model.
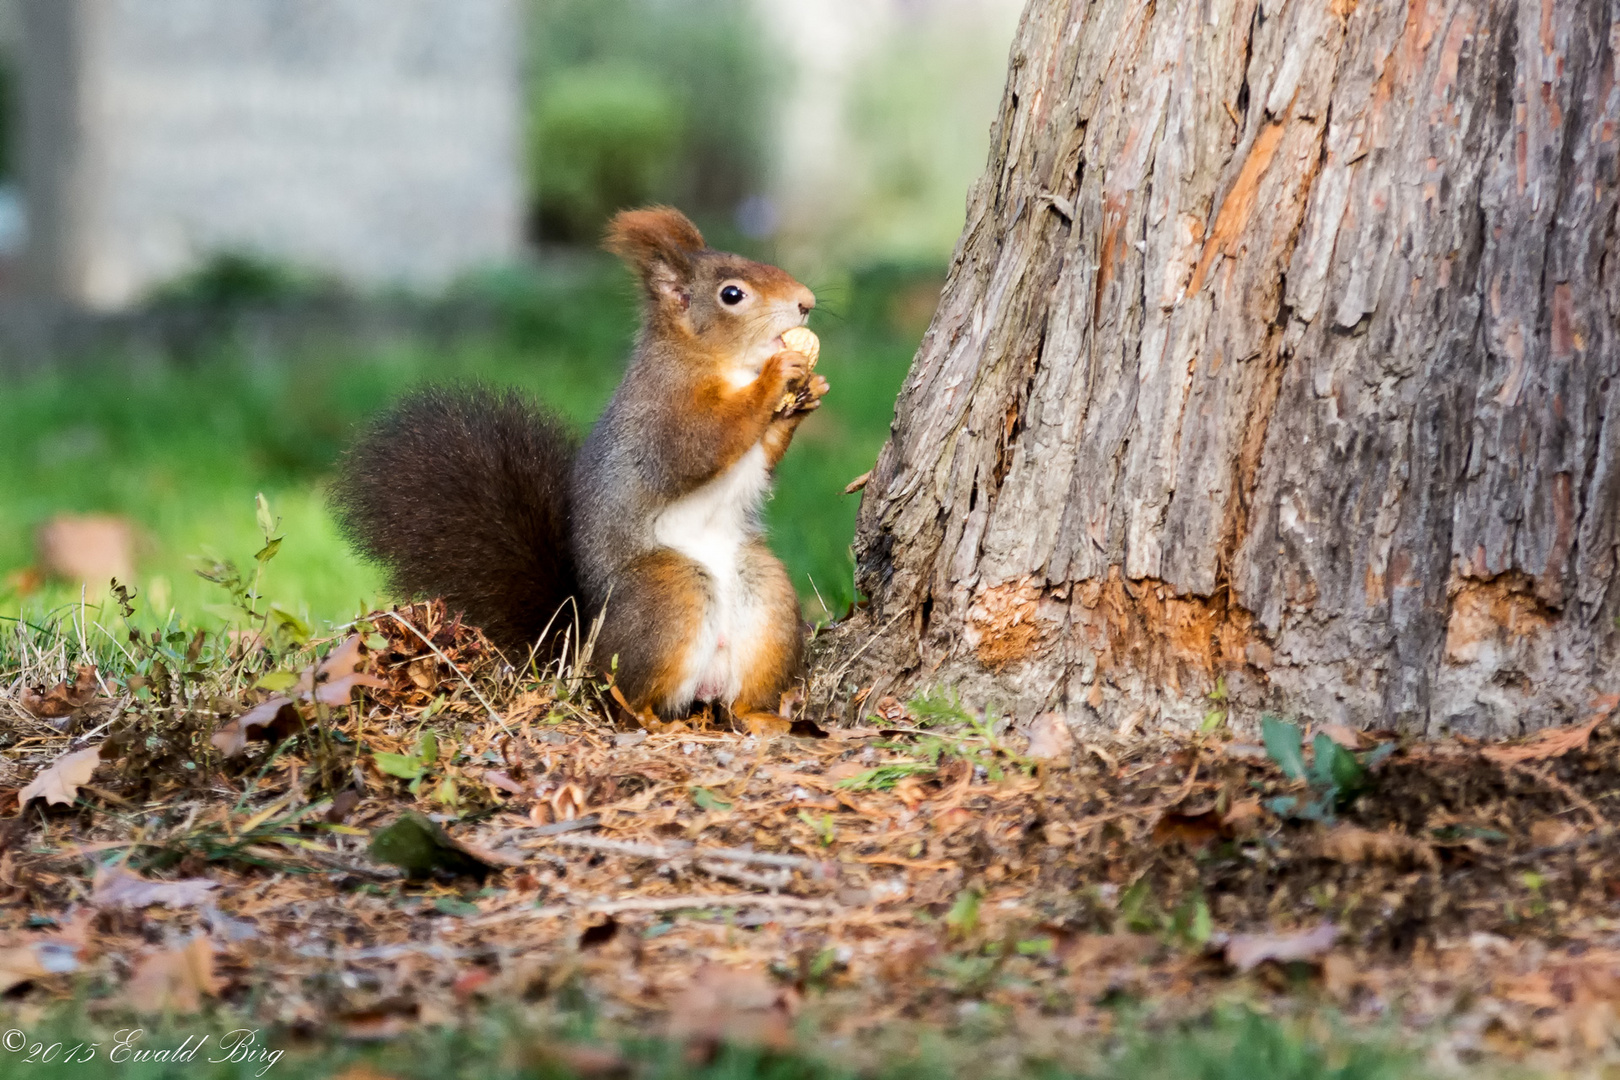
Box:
left=651, top=442, right=772, bottom=709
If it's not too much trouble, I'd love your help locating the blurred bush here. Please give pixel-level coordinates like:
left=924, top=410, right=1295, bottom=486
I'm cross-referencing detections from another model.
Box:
left=526, top=0, right=771, bottom=244
left=148, top=251, right=341, bottom=307
left=529, top=65, right=684, bottom=242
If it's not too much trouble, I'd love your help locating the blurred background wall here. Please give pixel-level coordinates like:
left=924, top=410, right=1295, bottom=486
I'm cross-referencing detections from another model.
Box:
left=17, top=0, right=524, bottom=310
left=2, top=0, right=1022, bottom=311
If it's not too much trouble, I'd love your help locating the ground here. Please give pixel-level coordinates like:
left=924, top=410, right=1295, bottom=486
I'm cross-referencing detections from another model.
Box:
left=1, top=263, right=1612, bottom=1077
left=3, top=598, right=1620, bottom=1078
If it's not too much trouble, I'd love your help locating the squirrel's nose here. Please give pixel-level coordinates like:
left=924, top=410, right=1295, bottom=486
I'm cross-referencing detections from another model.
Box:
left=795, top=285, right=815, bottom=319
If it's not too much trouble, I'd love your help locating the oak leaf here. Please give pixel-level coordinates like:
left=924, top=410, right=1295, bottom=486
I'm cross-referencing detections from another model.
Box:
left=668, top=965, right=797, bottom=1051
left=19, top=664, right=104, bottom=720
left=1025, top=711, right=1076, bottom=762
left=210, top=698, right=299, bottom=757
left=18, top=745, right=105, bottom=807
left=92, top=866, right=218, bottom=910
left=0, top=940, right=80, bottom=994
left=212, top=634, right=387, bottom=757
left=124, top=936, right=219, bottom=1014
left=1224, top=922, right=1338, bottom=971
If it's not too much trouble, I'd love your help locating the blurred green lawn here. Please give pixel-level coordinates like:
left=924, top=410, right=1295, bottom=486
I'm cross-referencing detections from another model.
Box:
left=0, top=259, right=927, bottom=634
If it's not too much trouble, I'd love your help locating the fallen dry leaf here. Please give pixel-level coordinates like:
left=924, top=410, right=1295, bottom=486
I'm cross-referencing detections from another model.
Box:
left=19, top=664, right=104, bottom=720
left=1025, top=712, right=1076, bottom=762
left=1225, top=923, right=1339, bottom=972
left=36, top=514, right=134, bottom=586
left=526, top=1043, right=628, bottom=1079
left=124, top=936, right=219, bottom=1014
left=1483, top=714, right=1605, bottom=765
left=1321, top=953, right=1359, bottom=1000
left=1222, top=797, right=1265, bottom=833
left=1152, top=809, right=1227, bottom=851
left=0, top=940, right=80, bottom=994
left=92, top=866, right=219, bottom=910
left=211, top=698, right=300, bottom=757
left=482, top=769, right=529, bottom=796
left=668, top=965, right=798, bottom=1051
left=406, top=658, right=439, bottom=691
left=1318, top=824, right=1438, bottom=869
left=308, top=634, right=390, bottom=705
left=870, top=696, right=906, bottom=724
left=213, top=634, right=387, bottom=757
left=18, top=745, right=106, bottom=807
left=1529, top=818, right=1580, bottom=848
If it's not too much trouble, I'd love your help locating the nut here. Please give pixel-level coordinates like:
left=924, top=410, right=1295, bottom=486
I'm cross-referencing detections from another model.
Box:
left=776, top=326, right=822, bottom=413
left=781, top=326, right=820, bottom=366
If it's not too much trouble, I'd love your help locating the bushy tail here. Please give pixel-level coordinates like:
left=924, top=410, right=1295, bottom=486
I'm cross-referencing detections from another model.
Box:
left=328, top=385, right=580, bottom=652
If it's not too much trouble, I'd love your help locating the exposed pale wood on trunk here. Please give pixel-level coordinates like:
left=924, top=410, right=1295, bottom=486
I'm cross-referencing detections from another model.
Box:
left=821, top=0, right=1620, bottom=736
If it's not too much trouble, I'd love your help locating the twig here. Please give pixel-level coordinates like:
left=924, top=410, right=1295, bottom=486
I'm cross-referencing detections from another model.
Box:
left=472, top=892, right=838, bottom=926
left=301, top=849, right=403, bottom=881
left=486, top=814, right=601, bottom=847
left=695, top=859, right=792, bottom=892
left=382, top=610, right=511, bottom=734
left=1505, top=826, right=1616, bottom=867
left=519, top=832, right=824, bottom=874
left=701, top=845, right=825, bottom=872
left=587, top=893, right=836, bottom=916
left=520, top=834, right=675, bottom=858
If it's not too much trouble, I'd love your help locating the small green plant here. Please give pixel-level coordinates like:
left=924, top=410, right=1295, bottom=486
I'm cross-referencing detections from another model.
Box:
left=852, top=687, right=1032, bottom=792
left=944, top=887, right=982, bottom=939
left=1261, top=716, right=1392, bottom=822
left=1118, top=879, right=1213, bottom=948
left=834, top=761, right=935, bottom=792
left=798, top=809, right=836, bottom=846
left=374, top=730, right=440, bottom=791
left=1509, top=869, right=1549, bottom=920
left=690, top=786, right=732, bottom=812
left=193, top=493, right=309, bottom=646
left=904, top=686, right=977, bottom=727
left=1201, top=676, right=1229, bottom=733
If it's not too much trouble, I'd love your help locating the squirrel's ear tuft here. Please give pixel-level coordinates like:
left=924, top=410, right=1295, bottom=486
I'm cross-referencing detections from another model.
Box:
left=604, top=207, right=705, bottom=307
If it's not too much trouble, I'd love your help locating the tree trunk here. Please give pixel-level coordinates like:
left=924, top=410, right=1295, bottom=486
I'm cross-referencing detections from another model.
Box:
left=823, top=0, right=1620, bottom=737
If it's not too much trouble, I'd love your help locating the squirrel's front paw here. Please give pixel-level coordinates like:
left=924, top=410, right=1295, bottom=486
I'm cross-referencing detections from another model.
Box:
left=768, top=349, right=815, bottom=414
left=775, top=369, right=829, bottom=416
left=791, top=373, right=830, bottom=413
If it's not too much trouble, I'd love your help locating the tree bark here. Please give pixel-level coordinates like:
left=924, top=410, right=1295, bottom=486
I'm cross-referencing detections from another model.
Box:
left=823, top=0, right=1620, bottom=736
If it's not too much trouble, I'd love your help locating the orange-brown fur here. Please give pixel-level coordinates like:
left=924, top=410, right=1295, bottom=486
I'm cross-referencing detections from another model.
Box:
left=572, top=207, right=825, bottom=720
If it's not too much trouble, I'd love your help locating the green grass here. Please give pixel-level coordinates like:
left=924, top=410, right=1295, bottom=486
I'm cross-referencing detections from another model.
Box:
left=0, top=1005, right=1430, bottom=1079
left=0, top=259, right=918, bottom=635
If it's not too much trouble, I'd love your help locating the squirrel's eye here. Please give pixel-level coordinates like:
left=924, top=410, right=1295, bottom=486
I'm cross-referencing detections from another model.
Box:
left=719, top=284, right=746, bottom=306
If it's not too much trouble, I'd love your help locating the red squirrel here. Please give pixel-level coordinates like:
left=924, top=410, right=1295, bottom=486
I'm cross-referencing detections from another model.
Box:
left=330, top=207, right=827, bottom=725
